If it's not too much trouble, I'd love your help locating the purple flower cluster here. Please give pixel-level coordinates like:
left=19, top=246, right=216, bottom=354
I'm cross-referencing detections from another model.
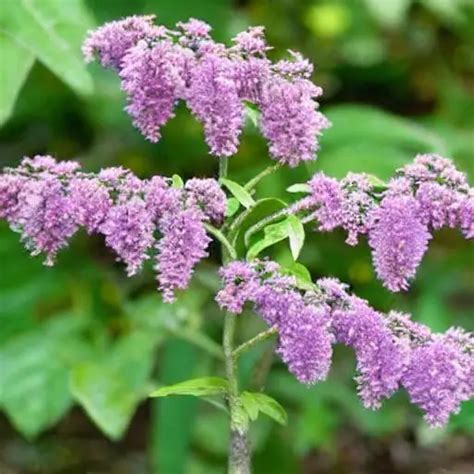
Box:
left=83, top=17, right=330, bottom=165
left=217, top=259, right=473, bottom=426
left=294, top=154, right=473, bottom=291
left=217, top=260, right=334, bottom=383
left=401, top=337, right=472, bottom=426
left=120, top=39, right=190, bottom=142
left=155, top=207, right=210, bottom=303
left=332, top=297, right=409, bottom=408
left=368, top=195, right=432, bottom=291
left=82, top=15, right=165, bottom=70
left=0, top=156, right=226, bottom=302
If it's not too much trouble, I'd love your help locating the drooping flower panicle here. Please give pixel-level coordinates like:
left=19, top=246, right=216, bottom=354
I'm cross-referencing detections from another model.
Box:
left=0, top=155, right=226, bottom=302
left=83, top=16, right=330, bottom=165
left=119, top=39, right=190, bottom=143
left=216, top=259, right=473, bottom=426
left=368, top=195, right=432, bottom=292
left=82, top=15, right=164, bottom=70
left=293, top=154, right=473, bottom=292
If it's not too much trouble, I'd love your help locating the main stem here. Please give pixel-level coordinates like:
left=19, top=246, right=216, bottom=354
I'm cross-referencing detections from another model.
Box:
left=220, top=157, right=251, bottom=474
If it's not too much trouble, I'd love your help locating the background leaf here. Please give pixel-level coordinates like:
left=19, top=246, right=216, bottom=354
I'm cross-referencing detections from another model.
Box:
left=0, top=0, right=93, bottom=111
left=317, top=105, right=448, bottom=179
left=0, top=314, right=83, bottom=438
left=70, top=331, right=157, bottom=440
left=0, top=33, right=34, bottom=126
left=151, top=339, right=199, bottom=474
left=363, top=0, right=411, bottom=28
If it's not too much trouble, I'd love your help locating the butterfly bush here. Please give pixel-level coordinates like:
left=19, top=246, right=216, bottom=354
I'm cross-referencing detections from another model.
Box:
left=83, top=16, right=330, bottom=164
left=217, top=259, right=473, bottom=426
left=292, top=154, right=473, bottom=291
left=0, top=155, right=226, bottom=302
left=1, top=16, right=472, bottom=446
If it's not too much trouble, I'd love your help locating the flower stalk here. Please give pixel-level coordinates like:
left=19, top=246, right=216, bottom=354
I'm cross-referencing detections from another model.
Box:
left=233, top=327, right=278, bottom=360
left=219, top=157, right=251, bottom=474
left=244, top=163, right=281, bottom=192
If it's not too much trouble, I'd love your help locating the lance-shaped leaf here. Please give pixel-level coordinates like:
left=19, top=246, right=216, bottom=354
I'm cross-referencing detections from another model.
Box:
left=226, top=197, right=240, bottom=217
left=244, top=101, right=260, bottom=127
left=172, top=174, right=184, bottom=188
left=287, top=215, right=305, bottom=261
left=286, top=183, right=311, bottom=194
left=150, top=377, right=229, bottom=398
left=220, top=178, right=256, bottom=209
left=247, top=215, right=305, bottom=261
left=281, top=262, right=315, bottom=291
left=240, top=391, right=287, bottom=425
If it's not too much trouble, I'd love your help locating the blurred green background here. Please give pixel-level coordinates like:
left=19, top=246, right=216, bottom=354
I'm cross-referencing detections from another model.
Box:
left=0, top=0, right=473, bottom=473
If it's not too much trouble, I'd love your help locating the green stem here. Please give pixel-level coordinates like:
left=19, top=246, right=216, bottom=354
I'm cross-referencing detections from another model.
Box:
left=243, top=163, right=281, bottom=192
left=204, top=222, right=237, bottom=261
left=233, top=327, right=278, bottom=360
left=243, top=207, right=289, bottom=246
left=224, top=312, right=250, bottom=474
left=219, top=157, right=229, bottom=180
left=221, top=163, right=282, bottom=234
left=219, top=157, right=251, bottom=474
left=225, top=204, right=253, bottom=237
left=300, top=213, right=314, bottom=225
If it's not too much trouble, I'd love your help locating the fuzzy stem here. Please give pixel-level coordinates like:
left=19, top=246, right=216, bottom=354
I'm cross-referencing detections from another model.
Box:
left=243, top=207, right=289, bottom=246
left=244, top=163, right=281, bottom=192
left=219, top=157, right=251, bottom=474
left=204, top=223, right=237, bottom=260
left=233, top=327, right=278, bottom=360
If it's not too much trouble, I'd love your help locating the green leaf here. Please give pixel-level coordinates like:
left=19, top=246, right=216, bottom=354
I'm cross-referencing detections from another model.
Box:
left=240, top=391, right=287, bottom=425
left=70, top=331, right=157, bottom=440
left=226, top=197, right=240, bottom=217
left=363, top=0, right=411, bottom=28
left=286, top=183, right=311, bottom=194
left=244, top=101, right=260, bottom=127
left=281, top=263, right=315, bottom=291
left=220, top=178, right=256, bottom=209
left=322, top=105, right=445, bottom=152
left=0, top=339, right=71, bottom=439
left=421, top=0, right=467, bottom=26
left=172, top=174, right=184, bottom=188
left=287, top=215, right=305, bottom=261
left=0, top=0, right=93, bottom=97
left=150, top=376, right=229, bottom=398
left=246, top=215, right=304, bottom=261
left=318, top=105, right=447, bottom=179
left=247, top=218, right=291, bottom=260
left=0, top=33, right=34, bottom=125
left=366, top=174, right=388, bottom=190
left=0, top=314, right=84, bottom=438
left=229, top=198, right=288, bottom=258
